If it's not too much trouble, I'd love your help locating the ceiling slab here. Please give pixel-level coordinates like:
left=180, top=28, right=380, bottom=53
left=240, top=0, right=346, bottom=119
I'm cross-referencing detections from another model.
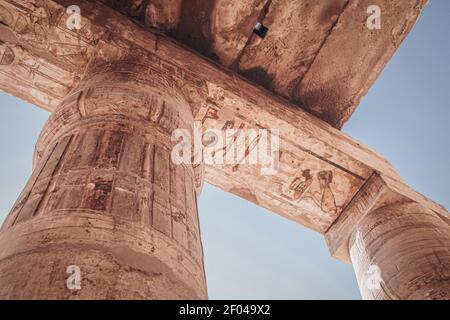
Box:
left=145, top=0, right=268, bottom=68
left=296, top=0, right=428, bottom=128
left=238, top=0, right=348, bottom=99
left=97, top=0, right=427, bottom=128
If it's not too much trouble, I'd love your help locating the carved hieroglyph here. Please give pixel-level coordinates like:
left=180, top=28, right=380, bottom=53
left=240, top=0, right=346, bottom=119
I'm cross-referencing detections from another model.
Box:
left=0, top=38, right=207, bottom=299
left=0, top=0, right=103, bottom=110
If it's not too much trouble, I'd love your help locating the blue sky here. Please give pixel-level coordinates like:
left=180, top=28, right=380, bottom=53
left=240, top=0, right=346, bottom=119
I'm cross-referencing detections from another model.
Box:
left=0, top=0, right=449, bottom=299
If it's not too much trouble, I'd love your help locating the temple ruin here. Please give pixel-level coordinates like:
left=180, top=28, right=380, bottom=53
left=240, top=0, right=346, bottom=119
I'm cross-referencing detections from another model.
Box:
left=0, top=0, right=448, bottom=299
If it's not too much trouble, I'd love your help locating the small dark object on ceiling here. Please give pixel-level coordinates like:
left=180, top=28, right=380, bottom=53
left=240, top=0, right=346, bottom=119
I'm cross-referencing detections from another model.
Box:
left=253, top=22, right=268, bottom=38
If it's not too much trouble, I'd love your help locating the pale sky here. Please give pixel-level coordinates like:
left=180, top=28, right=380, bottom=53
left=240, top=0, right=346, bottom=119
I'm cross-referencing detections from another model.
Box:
left=0, top=0, right=449, bottom=299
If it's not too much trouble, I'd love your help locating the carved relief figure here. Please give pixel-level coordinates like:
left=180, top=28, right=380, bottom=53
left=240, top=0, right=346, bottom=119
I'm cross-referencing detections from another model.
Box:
left=0, top=42, right=15, bottom=66
left=289, top=169, right=313, bottom=201
left=314, top=171, right=338, bottom=215
left=0, top=4, right=14, bottom=27
left=286, top=170, right=339, bottom=215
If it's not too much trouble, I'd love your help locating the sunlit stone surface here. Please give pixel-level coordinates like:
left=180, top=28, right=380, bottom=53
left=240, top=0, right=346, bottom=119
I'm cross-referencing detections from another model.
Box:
left=0, top=0, right=448, bottom=300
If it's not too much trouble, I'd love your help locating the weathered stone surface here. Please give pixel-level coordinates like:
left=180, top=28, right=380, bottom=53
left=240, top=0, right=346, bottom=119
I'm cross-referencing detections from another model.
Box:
left=0, top=0, right=100, bottom=110
left=325, top=172, right=449, bottom=262
left=101, top=0, right=427, bottom=128
left=296, top=0, right=429, bottom=128
left=0, top=0, right=448, bottom=300
left=145, top=0, right=182, bottom=31
left=349, top=201, right=450, bottom=300
left=325, top=173, right=388, bottom=261
left=1, top=0, right=412, bottom=233
left=238, top=0, right=348, bottom=99
left=1, top=0, right=427, bottom=126
left=0, top=40, right=207, bottom=299
left=324, top=172, right=450, bottom=299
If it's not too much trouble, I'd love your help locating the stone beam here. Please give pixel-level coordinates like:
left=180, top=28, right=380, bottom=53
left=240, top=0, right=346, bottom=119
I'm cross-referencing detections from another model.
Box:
left=0, top=0, right=446, bottom=236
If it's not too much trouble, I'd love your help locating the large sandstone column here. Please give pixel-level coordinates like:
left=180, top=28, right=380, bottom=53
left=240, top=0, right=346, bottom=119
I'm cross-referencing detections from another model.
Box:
left=349, top=201, right=450, bottom=300
left=326, top=174, right=450, bottom=300
left=0, top=52, right=207, bottom=299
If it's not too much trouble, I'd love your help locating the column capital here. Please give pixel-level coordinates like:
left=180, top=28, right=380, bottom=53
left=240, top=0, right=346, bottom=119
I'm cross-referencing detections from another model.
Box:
left=325, top=172, right=449, bottom=263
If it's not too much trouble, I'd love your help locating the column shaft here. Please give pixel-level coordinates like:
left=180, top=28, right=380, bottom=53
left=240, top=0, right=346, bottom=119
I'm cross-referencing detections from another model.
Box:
left=0, top=58, right=207, bottom=299
left=349, top=201, right=450, bottom=300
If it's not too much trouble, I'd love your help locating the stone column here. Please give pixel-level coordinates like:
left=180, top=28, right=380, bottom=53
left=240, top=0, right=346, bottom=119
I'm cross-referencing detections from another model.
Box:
left=349, top=201, right=450, bottom=300
left=0, top=52, right=207, bottom=299
left=326, top=174, right=450, bottom=300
